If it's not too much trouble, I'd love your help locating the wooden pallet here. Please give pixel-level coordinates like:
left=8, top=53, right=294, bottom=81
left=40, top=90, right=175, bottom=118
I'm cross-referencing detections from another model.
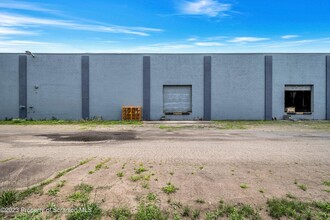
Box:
left=122, top=106, right=143, bottom=121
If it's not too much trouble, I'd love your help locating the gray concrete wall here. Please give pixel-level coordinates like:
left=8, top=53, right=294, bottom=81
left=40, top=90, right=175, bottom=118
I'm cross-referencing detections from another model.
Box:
left=272, top=54, right=327, bottom=120
left=0, top=53, right=329, bottom=121
left=26, top=55, right=81, bottom=120
left=211, top=55, right=265, bottom=120
left=0, top=54, right=19, bottom=119
left=89, top=55, right=143, bottom=120
left=149, top=55, right=204, bottom=120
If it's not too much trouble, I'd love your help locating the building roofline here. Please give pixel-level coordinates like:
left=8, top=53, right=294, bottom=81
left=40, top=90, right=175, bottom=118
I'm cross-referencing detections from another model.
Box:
left=0, top=52, right=329, bottom=55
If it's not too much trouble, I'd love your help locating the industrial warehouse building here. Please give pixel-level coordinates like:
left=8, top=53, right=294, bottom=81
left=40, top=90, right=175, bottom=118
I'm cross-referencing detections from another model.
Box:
left=0, top=53, right=329, bottom=121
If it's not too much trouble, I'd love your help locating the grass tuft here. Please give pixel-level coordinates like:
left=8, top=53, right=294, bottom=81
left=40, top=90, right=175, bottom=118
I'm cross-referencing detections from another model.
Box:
left=68, top=192, right=89, bottom=203
left=13, top=210, right=43, bottom=220
left=0, top=191, right=17, bottom=207
left=74, top=183, right=93, bottom=194
left=182, top=206, right=190, bottom=217
left=109, top=207, right=132, bottom=220
left=39, top=179, right=53, bottom=186
left=0, top=119, right=142, bottom=126
left=205, top=202, right=261, bottom=220
left=135, top=203, right=168, bottom=220
left=213, top=120, right=330, bottom=131
left=192, top=209, right=200, bottom=219
left=46, top=202, right=58, bottom=214
left=48, top=180, right=66, bottom=196
left=323, top=180, right=330, bottom=186
left=195, top=198, right=205, bottom=204
left=159, top=125, right=191, bottom=132
left=286, top=193, right=296, bottom=199
left=173, top=212, right=181, bottom=220
left=147, top=193, right=157, bottom=201
left=297, top=184, right=307, bottom=191
left=214, top=121, right=247, bottom=130
left=89, top=158, right=111, bottom=174
left=142, top=182, right=150, bottom=189
left=17, top=186, right=43, bottom=201
left=66, top=202, right=102, bottom=220
left=240, top=183, right=248, bottom=189
left=47, top=188, right=60, bottom=197
left=130, top=175, right=142, bottom=182
left=143, top=174, right=151, bottom=181
left=68, top=183, right=93, bottom=204
left=267, top=198, right=329, bottom=219
left=57, top=158, right=92, bottom=178
left=117, top=172, right=124, bottom=178
left=135, top=166, right=147, bottom=174
left=162, top=182, right=178, bottom=194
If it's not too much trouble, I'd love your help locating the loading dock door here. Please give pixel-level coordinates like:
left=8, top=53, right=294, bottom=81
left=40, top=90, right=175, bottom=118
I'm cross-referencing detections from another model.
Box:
left=285, top=85, right=313, bottom=113
left=163, top=85, right=192, bottom=114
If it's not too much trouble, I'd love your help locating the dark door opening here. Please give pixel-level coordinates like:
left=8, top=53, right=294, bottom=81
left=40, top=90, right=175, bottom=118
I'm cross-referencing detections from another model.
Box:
left=285, top=85, right=312, bottom=113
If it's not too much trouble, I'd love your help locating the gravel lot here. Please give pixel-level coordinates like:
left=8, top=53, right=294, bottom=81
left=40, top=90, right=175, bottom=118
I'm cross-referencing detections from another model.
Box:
left=0, top=122, right=329, bottom=218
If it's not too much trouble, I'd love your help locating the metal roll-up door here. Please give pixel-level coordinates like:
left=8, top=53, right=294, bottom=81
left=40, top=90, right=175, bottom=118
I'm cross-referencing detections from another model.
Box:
left=163, top=85, right=192, bottom=113
left=285, top=85, right=312, bottom=91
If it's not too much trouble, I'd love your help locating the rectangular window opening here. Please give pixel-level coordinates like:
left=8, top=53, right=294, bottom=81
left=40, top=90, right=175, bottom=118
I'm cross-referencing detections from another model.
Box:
left=163, top=85, right=192, bottom=115
left=285, top=85, right=312, bottom=114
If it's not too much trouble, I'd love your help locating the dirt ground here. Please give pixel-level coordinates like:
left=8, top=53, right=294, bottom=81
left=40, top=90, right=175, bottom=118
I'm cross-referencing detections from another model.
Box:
left=0, top=122, right=329, bottom=219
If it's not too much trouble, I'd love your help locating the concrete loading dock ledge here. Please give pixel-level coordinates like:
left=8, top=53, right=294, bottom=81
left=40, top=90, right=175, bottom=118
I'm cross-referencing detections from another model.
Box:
left=0, top=53, right=330, bottom=121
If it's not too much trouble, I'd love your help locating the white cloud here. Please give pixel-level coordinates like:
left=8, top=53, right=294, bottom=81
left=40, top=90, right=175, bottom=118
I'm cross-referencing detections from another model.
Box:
left=0, top=13, right=163, bottom=36
left=0, top=40, right=57, bottom=46
left=194, top=42, right=224, bottom=46
left=149, top=43, right=194, bottom=49
left=0, top=0, right=56, bottom=13
left=0, top=39, right=65, bottom=52
left=0, top=27, right=37, bottom=36
left=228, top=37, right=270, bottom=43
left=102, top=40, right=120, bottom=43
left=281, top=35, right=299, bottom=39
left=187, top=37, right=198, bottom=41
left=206, top=36, right=228, bottom=40
left=180, top=0, right=231, bottom=17
left=266, top=39, right=318, bottom=48
left=130, top=43, right=195, bottom=52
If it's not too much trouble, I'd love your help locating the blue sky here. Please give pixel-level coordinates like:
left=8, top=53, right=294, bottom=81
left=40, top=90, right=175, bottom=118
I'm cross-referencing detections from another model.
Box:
left=0, top=0, right=329, bottom=52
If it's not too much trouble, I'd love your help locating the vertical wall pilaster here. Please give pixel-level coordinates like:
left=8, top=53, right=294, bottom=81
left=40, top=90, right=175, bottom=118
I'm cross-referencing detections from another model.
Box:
left=203, top=56, right=212, bottom=120
left=81, top=56, right=90, bottom=119
left=265, top=56, right=273, bottom=120
left=143, top=56, right=151, bottom=120
left=326, top=56, right=330, bottom=120
left=19, top=55, right=27, bottom=119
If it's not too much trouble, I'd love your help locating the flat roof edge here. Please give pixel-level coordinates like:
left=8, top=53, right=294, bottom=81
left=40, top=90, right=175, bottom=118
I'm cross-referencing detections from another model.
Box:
left=0, top=52, right=330, bottom=55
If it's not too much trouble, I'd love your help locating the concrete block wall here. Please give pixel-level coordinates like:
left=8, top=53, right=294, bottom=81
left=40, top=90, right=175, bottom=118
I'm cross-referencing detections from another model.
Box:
left=272, top=54, right=327, bottom=120
left=0, top=54, right=19, bottom=119
left=211, top=55, right=265, bottom=120
left=89, top=55, right=143, bottom=120
left=0, top=53, right=329, bottom=120
left=149, top=55, right=204, bottom=120
left=26, top=55, right=81, bottom=120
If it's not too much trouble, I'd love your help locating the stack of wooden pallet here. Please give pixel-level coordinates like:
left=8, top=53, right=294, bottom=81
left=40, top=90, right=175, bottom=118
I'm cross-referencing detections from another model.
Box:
left=122, top=106, right=142, bottom=121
